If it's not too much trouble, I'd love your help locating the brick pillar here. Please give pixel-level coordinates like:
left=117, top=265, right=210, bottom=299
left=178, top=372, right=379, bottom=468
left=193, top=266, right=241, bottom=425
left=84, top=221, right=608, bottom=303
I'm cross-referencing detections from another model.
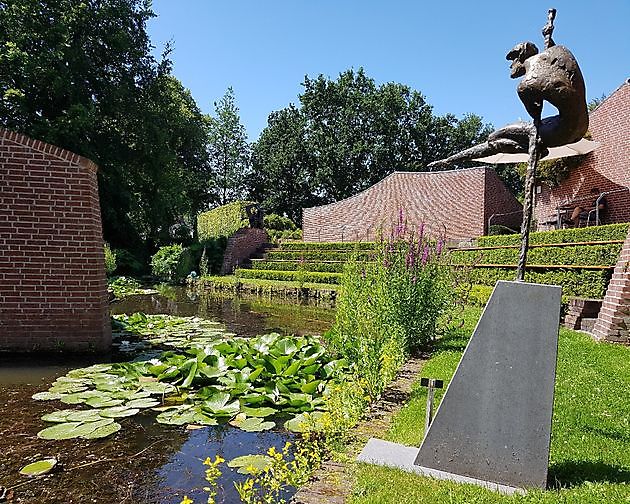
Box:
left=220, top=228, right=269, bottom=275
left=591, top=227, right=630, bottom=343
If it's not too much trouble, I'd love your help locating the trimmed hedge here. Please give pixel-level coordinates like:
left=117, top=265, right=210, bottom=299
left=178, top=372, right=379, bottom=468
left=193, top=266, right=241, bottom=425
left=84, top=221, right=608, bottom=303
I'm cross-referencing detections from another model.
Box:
left=450, top=243, right=622, bottom=267
left=197, top=200, right=256, bottom=241
left=279, top=241, right=378, bottom=251
left=265, top=250, right=375, bottom=262
left=235, top=268, right=341, bottom=284
left=250, top=260, right=346, bottom=273
left=466, top=266, right=611, bottom=299
left=477, top=223, right=629, bottom=247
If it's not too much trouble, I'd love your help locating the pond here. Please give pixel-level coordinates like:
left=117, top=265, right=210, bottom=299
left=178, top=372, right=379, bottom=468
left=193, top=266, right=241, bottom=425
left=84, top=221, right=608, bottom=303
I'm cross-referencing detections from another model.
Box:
left=0, top=288, right=335, bottom=503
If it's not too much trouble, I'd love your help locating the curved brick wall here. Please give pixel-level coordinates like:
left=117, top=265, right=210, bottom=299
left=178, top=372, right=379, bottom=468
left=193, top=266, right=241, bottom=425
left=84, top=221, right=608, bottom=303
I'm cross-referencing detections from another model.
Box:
left=302, top=168, right=522, bottom=242
left=0, top=129, right=111, bottom=352
left=534, top=81, right=630, bottom=228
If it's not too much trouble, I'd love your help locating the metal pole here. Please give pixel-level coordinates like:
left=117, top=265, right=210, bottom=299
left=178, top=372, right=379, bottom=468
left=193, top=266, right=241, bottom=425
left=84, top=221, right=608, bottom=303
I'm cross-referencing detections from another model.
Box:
left=516, top=127, right=541, bottom=281
left=425, top=381, right=435, bottom=432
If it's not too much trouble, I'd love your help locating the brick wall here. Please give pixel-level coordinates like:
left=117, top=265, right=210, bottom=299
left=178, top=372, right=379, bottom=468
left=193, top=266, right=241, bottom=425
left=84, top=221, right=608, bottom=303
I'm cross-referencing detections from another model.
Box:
left=591, top=226, right=630, bottom=343
left=302, top=168, right=522, bottom=242
left=221, top=227, right=269, bottom=274
left=0, top=128, right=111, bottom=352
left=534, top=81, right=630, bottom=228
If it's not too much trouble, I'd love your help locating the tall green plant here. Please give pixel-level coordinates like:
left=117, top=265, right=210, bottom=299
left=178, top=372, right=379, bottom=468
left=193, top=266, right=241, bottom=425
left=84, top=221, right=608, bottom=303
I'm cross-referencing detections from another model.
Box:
left=328, top=212, right=454, bottom=399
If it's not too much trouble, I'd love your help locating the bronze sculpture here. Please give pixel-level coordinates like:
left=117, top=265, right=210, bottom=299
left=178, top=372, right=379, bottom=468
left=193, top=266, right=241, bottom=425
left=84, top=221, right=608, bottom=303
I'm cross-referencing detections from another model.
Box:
left=428, top=9, right=588, bottom=168
left=429, top=9, right=588, bottom=281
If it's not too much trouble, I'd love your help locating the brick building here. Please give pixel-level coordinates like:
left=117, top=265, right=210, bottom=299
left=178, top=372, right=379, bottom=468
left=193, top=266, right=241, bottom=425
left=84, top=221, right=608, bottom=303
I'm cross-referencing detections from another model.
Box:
left=302, top=167, right=522, bottom=242
left=534, top=80, right=630, bottom=228
left=0, top=128, right=110, bottom=352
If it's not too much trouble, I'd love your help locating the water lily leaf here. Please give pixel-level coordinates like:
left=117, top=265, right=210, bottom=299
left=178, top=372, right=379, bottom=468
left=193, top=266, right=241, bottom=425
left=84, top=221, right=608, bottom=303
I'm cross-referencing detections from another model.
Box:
left=286, top=393, right=311, bottom=407
left=241, top=406, right=277, bottom=418
left=248, top=367, right=264, bottom=382
left=48, top=384, right=87, bottom=394
left=41, top=410, right=75, bottom=423
left=19, top=458, right=57, bottom=476
left=283, top=360, right=301, bottom=377
left=85, top=396, right=124, bottom=408
left=202, top=392, right=240, bottom=417
left=32, top=391, right=64, bottom=401
left=82, top=421, right=121, bottom=439
left=125, top=398, right=160, bottom=409
left=140, top=382, right=176, bottom=395
left=67, top=409, right=105, bottom=422
left=274, top=339, right=297, bottom=356
left=300, top=381, right=321, bottom=395
left=155, top=405, right=196, bottom=425
left=35, top=419, right=112, bottom=440
left=284, top=412, right=325, bottom=433
left=230, top=417, right=275, bottom=432
left=228, top=454, right=272, bottom=475
left=181, top=360, right=198, bottom=388
left=192, top=410, right=218, bottom=426
left=99, top=406, right=140, bottom=418
left=60, top=391, right=102, bottom=405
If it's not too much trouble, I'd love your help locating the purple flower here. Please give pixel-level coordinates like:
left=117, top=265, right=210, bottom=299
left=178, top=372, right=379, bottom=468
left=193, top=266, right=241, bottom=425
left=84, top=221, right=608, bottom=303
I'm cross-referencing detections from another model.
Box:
left=383, top=258, right=390, bottom=269
left=437, top=238, right=444, bottom=255
left=418, top=223, right=425, bottom=243
left=421, top=245, right=430, bottom=266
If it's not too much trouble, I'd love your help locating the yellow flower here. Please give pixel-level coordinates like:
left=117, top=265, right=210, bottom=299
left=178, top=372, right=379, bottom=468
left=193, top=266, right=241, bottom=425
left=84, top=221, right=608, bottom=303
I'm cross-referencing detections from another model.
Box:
left=180, top=496, right=193, bottom=504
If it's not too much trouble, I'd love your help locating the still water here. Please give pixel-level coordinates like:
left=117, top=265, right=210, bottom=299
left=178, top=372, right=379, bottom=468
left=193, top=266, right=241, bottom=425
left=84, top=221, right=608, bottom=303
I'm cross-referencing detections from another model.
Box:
left=0, top=288, right=334, bottom=503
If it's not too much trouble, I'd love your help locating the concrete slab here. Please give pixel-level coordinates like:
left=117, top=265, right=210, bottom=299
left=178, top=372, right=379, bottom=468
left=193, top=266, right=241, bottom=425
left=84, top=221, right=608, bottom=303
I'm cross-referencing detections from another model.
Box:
left=356, top=280, right=562, bottom=492
left=357, top=438, right=525, bottom=495
left=414, top=280, right=562, bottom=489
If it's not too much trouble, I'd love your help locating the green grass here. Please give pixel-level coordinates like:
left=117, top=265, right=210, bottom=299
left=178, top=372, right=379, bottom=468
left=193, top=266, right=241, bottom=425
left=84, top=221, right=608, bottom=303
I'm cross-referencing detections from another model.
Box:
left=199, top=275, right=339, bottom=292
left=350, top=307, right=630, bottom=503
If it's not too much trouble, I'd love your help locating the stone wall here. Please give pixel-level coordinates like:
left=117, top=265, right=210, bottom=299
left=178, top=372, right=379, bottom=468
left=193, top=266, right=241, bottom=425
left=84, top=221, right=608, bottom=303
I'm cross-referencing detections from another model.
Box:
left=591, top=226, right=630, bottom=343
left=302, top=168, right=522, bottom=242
left=220, top=227, right=269, bottom=275
left=534, top=81, right=630, bottom=228
left=0, top=129, right=110, bottom=352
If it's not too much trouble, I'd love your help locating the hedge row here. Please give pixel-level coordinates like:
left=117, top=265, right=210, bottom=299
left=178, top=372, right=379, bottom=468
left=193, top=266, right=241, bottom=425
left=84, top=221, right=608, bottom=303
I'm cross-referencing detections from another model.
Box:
left=235, top=268, right=342, bottom=284
left=265, top=250, right=375, bottom=262
left=278, top=241, right=378, bottom=251
left=449, top=243, right=622, bottom=267
left=197, top=200, right=255, bottom=241
left=476, top=223, right=629, bottom=247
left=250, top=260, right=346, bottom=273
left=466, top=266, right=611, bottom=299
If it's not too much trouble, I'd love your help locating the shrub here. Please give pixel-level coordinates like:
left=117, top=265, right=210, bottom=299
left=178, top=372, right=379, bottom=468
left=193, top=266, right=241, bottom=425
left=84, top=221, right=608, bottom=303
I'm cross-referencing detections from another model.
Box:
left=103, top=243, right=117, bottom=276
left=267, top=229, right=303, bottom=242
left=151, top=244, right=185, bottom=283
left=328, top=216, right=455, bottom=399
left=112, top=248, right=145, bottom=276
left=488, top=224, right=518, bottom=236
left=197, top=201, right=256, bottom=241
left=263, top=213, right=297, bottom=231
left=477, top=223, right=629, bottom=247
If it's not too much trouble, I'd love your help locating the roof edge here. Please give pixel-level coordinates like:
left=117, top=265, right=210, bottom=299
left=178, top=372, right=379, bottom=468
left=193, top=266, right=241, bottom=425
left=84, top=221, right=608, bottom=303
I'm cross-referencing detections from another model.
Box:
left=588, top=79, right=630, bottom=117
left=0, top=128, right=98, bottom=172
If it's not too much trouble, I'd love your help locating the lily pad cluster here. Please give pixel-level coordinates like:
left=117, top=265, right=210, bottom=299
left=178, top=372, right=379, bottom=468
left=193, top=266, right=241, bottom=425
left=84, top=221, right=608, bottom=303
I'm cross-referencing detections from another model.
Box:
left=34, top=333, right=346, bottom=440
left=112, top=312, right=233, bottom=351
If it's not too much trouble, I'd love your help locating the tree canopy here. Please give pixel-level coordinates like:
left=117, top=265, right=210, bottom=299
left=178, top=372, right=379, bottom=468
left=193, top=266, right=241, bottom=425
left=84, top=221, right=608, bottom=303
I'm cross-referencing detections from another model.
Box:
left=250, top=68, right=494, bottom=223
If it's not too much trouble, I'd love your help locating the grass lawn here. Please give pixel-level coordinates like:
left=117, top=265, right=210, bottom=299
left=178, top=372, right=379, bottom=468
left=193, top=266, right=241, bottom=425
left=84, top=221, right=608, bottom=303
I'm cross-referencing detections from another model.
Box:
left=350, top=307, right=630, bottom=503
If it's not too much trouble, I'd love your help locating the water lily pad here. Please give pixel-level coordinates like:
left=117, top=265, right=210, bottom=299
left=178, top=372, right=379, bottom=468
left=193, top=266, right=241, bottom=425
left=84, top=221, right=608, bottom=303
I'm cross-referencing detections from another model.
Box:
left=36, top=420, right=110, bottom=440
left=60, top=391, right=102, bottom=405
left=230, top=417, right=275, bottom=432
left=125, top=398, right=160, bottom=409
left=140, top=382, right=176, bottom=395
left=41, top=410, right=75, bottom=423
left=284, top=411, right=325, bottom=433
left=227, top=454, right=272, bottom=475
left=82, top=421, right=121, bottom=439
left=67, top=409, right=105, bottom=422
left=84, top=396, right=124, bottom=408
left=155, top=406, right=196, bottom=425
left=32, top=391, right=64, bottom=401
left=99, top=406, right=140, bottom=418
left=19, top=458, right=57, bottom=476
left=241, top=406, right=277, bottom=418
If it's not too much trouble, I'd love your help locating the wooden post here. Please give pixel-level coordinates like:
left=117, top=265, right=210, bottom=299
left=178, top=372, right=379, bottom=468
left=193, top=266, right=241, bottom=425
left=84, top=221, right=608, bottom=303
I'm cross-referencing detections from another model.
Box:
left=420, top=377, right=444, bottom=432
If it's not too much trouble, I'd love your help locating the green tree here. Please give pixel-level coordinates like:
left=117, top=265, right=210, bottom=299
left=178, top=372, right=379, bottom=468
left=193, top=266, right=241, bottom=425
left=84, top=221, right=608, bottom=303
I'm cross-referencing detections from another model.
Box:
left=207, top=87, right=251, bottom=206
left=250, top=105, right=317, bottom=223
left=0, top=0, right=211, bottom=254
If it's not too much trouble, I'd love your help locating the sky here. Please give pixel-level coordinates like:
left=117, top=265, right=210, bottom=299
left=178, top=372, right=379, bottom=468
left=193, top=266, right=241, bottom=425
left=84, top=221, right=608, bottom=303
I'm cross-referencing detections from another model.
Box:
left=148, top=0, right=630, bottom=141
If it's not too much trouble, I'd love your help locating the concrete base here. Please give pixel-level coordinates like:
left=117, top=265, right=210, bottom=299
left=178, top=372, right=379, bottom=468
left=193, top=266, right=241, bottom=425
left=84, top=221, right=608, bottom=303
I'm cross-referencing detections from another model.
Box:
left=357, top=438, right=525, bottom=495
left=357, top=280, right=562, bottom=492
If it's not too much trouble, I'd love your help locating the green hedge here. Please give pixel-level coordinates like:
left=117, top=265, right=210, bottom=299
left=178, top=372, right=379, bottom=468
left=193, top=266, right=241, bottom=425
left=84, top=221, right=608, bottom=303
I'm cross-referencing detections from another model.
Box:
left=266, top=250, right=375, bottom=262
left=197, top=200, right=256, bottom=241
left=278, top=241, right=378, bottom=251
left=466, top=266, right=611, bottom=299
left=235, top=268, right=342, bottom=284
left=450, top=243, right=622, bottom=267
left=477, top=223, right=629, bottom=247
left=250, top=260, right=346, bottom=273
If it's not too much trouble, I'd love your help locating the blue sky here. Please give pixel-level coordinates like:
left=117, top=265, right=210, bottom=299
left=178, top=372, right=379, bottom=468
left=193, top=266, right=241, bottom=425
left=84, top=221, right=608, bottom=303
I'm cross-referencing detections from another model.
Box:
left=148, top=0, right=630, bottom=140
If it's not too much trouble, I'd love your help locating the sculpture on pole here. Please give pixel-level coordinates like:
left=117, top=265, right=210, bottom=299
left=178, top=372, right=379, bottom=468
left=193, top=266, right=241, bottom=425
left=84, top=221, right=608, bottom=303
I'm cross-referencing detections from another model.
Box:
left=428, top=9, right=589, bottom=280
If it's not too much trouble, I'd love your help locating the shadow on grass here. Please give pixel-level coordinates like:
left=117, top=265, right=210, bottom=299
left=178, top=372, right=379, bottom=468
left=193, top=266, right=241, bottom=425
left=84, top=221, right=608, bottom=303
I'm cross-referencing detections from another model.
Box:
left=581, top=424, right=630, bottom=444
left=548, top=460, right=630, bottom=489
